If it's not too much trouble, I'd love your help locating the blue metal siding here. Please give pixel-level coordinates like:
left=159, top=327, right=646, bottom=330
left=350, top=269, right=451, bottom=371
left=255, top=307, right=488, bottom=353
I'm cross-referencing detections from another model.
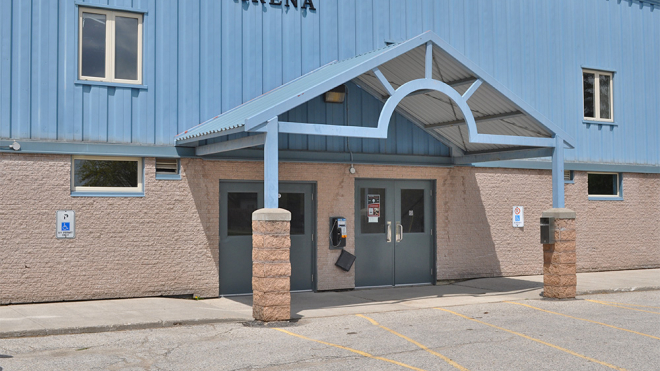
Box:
left=1, top=0, right=659, bottom=164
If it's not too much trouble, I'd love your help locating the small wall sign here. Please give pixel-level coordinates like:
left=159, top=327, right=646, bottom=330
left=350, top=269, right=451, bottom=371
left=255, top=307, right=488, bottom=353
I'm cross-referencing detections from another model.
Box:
left=512, top=206, right=524, bottom=228
left=367, top=194, right=380, bottom=223
left=57, top=210, right=75, bottom=239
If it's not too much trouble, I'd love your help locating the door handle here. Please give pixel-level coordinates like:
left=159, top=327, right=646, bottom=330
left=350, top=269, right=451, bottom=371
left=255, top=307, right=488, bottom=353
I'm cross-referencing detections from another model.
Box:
left=386, top=221, right=392, bottom=242
left=396, top=222, right=403, bottom=242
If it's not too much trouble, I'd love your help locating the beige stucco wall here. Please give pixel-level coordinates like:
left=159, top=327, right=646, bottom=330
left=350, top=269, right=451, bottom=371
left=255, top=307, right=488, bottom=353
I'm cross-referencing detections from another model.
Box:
left=2, top=153, right=659, bottom=304
left=0, top=154, right=218, bottom=304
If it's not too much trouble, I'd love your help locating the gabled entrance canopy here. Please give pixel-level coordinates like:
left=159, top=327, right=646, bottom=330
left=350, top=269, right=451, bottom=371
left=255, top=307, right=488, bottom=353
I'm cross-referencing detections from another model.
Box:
left=176, top=31, right=574, bottom=209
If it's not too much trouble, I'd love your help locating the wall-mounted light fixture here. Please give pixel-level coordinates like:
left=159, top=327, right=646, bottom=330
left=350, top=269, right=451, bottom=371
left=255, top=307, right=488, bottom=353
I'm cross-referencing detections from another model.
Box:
left=324, top=85, right=346, bottom=104
left=1, top=141, right=21, bottom=151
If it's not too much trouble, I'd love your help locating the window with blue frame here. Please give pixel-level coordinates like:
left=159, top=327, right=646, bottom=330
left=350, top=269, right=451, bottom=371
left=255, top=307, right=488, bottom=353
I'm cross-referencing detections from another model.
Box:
left=587, top=172, right=621, bottom=199
left=79, top=7, right=142, bottom=84
left=583, top=69, right=613, bottom=122
left=72, top=156, right=143, bottom=195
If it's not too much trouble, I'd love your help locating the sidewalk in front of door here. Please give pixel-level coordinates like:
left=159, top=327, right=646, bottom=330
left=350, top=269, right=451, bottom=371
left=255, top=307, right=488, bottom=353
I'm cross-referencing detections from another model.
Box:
left=1, top=268, right=659, bottom=339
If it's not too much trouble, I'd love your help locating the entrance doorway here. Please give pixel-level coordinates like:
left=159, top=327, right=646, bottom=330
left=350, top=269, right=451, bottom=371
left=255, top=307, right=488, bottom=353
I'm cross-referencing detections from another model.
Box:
left=355, top=180, right=434, bottom=287
left=219, top=182, right=315, bottom=295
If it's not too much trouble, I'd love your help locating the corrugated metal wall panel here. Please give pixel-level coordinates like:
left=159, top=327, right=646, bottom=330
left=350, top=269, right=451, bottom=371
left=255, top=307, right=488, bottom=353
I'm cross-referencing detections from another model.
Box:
left=1, top=0, right=659, bottom=164
left=0, top=0, right=11, bottom=139
left=177, top=1, right=200, bottom=136
left=154, top=0, right=177, bottom=145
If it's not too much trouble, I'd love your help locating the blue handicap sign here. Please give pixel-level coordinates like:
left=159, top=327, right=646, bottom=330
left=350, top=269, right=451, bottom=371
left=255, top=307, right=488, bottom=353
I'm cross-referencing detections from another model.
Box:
left=61, top=222, right=70, bottom=231
left=515, top=215, right=520, bottom=222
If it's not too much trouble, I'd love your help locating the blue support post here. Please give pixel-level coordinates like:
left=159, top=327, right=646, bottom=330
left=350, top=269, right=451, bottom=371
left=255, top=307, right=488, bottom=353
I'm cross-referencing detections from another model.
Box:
left=264, top=117, right=279, bottom=209
left=552, top=136, right=565, bottom=208
left=425, top=42, right=433, bottom=79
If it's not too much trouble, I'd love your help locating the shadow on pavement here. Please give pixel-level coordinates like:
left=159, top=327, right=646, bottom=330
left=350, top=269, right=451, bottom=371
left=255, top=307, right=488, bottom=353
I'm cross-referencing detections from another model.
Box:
left=222, top=276, right=543, bottom=318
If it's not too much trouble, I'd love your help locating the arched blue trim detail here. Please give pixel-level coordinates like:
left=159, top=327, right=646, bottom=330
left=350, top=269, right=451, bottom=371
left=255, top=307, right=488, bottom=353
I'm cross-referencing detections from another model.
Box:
left=378, top=78, right=557, bottom=148
left=378, top=78, right=479, bottom=146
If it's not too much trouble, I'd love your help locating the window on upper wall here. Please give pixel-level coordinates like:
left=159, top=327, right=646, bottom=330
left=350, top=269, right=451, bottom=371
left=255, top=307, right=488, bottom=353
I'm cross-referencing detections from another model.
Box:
left=583, top=69, right=613, bottom=122
left=71, top=156, right=143, bottom=195
left=79, top=7, right=143, bottom=84
left=587, top=172, right=621, bottom=199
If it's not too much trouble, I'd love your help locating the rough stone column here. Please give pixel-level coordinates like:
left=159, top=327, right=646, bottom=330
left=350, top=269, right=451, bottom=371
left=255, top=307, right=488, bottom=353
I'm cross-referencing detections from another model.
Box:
left=252, top=208, right=292, bottom=321
left=542, top=208, right=577, bottom=299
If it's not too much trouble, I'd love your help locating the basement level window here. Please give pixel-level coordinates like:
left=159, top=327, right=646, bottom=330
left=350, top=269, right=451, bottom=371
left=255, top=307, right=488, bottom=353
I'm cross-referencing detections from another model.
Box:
left=588, top=172, right=622, bottom=200
left=71, top=156, right=143, bottom=196
left=155, top=158, right=181, bottom=180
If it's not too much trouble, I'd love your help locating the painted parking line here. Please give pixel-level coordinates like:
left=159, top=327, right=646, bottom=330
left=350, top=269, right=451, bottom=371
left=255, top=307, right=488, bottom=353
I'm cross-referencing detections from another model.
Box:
left=273, top=328, right=428, bottom=371
left=356, top=314, right=469, bottom=371
left=586, top=300, right=660, bottom=314
left=590, top=300, right=660, bottom=309
left=505, top=301, right=660, bottom=341
left=435, top=308, right=628, bottom=371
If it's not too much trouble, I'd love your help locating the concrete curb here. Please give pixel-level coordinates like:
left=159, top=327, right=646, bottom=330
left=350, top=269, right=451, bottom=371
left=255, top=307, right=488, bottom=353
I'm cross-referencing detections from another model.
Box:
left=577, top=286, right=660, bottom=296
left=0, top=318, right=247, bottom=339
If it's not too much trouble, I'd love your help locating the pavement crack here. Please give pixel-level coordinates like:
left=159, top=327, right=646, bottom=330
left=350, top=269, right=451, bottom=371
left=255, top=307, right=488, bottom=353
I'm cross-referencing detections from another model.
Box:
left=229, top=354, right=361, bottom=371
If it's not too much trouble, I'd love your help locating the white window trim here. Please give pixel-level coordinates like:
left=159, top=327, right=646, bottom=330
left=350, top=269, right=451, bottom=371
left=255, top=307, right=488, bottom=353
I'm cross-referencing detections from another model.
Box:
left=583, top=69, right=614, bottom=123
left=71, top=156, right=144, bottom=194
left=78, top=7, right=143, bottom=84
left=587, top=172, right=621, bottom=199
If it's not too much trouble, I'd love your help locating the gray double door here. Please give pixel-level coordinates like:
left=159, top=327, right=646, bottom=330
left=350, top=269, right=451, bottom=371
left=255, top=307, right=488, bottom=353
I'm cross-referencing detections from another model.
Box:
left=355, top=180, right=434, bottom=287
left=219, top=182, right=314, bottom=295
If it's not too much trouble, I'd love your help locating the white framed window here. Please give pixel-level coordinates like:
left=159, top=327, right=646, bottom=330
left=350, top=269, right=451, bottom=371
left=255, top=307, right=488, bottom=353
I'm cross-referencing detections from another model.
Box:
left=583, top=69, right=613, bottom=122
left=71, top=156, right=143, bottom=194
left=78, top=7, right=143, bottom=84
left=587, top=172, right=621, bottom=199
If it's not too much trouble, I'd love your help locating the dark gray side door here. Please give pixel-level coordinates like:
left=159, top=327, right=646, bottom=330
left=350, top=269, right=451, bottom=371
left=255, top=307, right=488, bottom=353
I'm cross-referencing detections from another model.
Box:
left=219, top=182, right=315, bottom=295
left=355, top=180, right=434, bottom=287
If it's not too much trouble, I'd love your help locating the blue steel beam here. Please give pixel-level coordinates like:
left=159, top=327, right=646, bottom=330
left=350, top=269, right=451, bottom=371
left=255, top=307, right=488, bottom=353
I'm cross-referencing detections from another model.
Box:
left=195, top=133, right=266, bottom=156
left=453, top=147, right=554, bottom=165
left=351, top=79, right=466, bottom=156
left=552, top=136, right=565, bottom=208
left=243, top=33, right=433, bottom=132
left=176, top=126, right=246, bottom=146
left=377, top=78, right=557, bottom=149
left=426, top=33, right=576, bottom=148
left=238, top=31, right=575, bottom=148
left=188, top=31, right=569, bottom=155
left=260, top=77, right=555, bottom=149
left=425, top=42, right=433, bottom=79
left=462, top=79, right=482, bottom=101
left=264, top=117, right=279, bottom=209
left=274, top=121, right=387, bottom=138
left=372, top=68, right=395, bottom=96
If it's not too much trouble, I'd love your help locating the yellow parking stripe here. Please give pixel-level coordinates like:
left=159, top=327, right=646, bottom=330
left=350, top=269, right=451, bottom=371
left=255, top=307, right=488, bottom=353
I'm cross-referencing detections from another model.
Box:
left=586, top=299, right=660, bottom=310
left=436, top=308, right=628, bottom=371
left=356, top=314, right=470, bottom=371
left=586, top=300, right=660, bottom=314
left=505, top=301, right=660, bottom=341
left=273, top=328, right=428, bottom=371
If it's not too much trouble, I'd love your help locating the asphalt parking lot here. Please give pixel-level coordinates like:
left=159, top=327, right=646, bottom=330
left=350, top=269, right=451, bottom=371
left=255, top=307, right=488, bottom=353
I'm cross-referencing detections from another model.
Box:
left=0, top=290, right=658, bottom=371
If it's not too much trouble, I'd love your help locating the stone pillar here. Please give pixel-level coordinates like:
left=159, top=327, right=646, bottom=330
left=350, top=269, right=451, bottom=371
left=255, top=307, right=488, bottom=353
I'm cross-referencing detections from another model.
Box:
left=542, top=208, right=577, bottom=299
left=252, top=208, right=292, bottom=321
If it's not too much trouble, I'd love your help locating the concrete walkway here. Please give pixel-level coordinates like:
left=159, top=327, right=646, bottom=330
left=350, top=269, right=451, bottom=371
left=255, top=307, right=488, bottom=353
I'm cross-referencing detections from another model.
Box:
left=1, top=269, right=658, bottom=338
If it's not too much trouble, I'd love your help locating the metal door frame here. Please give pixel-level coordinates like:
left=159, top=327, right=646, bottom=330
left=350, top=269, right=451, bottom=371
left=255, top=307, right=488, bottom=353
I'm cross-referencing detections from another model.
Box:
left=354, top=178, right=437, bottom=287
left=218, top=180, right=318, bottom=294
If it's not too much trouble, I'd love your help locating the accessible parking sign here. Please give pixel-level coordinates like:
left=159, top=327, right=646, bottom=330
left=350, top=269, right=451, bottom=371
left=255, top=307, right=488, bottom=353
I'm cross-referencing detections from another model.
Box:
left=56, top=210, right=75, bottom=239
